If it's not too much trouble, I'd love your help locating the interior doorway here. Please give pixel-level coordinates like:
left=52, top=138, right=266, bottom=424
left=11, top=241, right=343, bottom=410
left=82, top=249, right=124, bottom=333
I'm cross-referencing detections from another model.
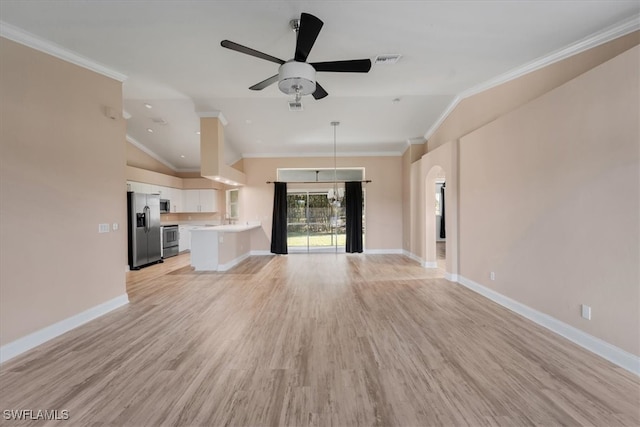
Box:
left=286, top=191, right=345, bottom=252
left=435, top=180, right=446, bottom=269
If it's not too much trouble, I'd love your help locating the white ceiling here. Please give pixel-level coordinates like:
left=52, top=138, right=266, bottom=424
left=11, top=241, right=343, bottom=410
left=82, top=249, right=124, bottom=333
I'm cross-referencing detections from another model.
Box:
left=1, top=1, right=638, bottom=171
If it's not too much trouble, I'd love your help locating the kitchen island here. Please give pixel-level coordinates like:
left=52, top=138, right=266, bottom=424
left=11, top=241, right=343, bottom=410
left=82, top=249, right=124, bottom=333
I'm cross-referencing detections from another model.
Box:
left=190, top=222, right=261, bottom=271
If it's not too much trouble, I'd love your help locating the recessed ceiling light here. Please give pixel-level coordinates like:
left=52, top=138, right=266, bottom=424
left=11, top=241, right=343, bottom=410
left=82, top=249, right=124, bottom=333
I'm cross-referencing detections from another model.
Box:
left=146, top=128, right=153, bottom=133
left=180, top=155, right=185, bottom=158
left=195, top=131, right=201, bottom=135
left=144, top=103, right=153, bottom=109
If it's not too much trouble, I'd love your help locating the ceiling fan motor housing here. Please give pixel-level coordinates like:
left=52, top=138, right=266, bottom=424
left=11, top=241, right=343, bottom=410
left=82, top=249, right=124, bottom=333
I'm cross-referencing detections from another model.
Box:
left=278, top=61, right=316, bottom=96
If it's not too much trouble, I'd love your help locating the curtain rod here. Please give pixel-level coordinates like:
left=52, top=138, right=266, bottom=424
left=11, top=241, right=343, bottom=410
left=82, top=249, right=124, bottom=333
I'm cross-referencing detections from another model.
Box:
left=266, top=180, right=372, bottom=184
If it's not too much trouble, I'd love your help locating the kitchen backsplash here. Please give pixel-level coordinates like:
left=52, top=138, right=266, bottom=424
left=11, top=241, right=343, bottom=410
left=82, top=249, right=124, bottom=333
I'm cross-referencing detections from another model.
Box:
left=161, top=212, right=222, bottom=225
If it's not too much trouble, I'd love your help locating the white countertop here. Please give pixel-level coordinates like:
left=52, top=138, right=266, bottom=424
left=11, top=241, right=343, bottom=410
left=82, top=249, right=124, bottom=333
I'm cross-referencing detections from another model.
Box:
left=190, top=223, right=261, bottom=233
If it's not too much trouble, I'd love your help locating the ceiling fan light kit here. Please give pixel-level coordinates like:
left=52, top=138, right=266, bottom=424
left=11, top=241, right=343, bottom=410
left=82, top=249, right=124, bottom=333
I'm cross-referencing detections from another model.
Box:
left=278, top=61, right=316, bottom=97
left=221, top=12, right=371, bottom=102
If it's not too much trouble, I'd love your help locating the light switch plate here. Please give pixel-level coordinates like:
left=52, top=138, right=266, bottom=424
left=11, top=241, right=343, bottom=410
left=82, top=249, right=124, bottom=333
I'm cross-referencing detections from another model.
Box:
left=98, top=223, right=110, bottom=233
left=581, top=304, right=591, bottom=320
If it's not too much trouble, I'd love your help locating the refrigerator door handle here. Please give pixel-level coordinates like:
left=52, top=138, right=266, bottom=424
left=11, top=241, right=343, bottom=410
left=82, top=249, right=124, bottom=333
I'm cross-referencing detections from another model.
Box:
left=144, top=206, right=150, bottom=232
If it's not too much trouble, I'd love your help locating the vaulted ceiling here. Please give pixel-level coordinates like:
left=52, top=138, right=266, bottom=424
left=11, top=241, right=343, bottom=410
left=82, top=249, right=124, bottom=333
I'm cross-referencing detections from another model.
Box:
left=1, top=1, right=638, bottom=171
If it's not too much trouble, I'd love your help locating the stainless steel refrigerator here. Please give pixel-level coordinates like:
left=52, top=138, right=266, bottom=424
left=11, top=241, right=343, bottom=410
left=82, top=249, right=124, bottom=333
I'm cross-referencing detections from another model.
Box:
left=127, top=192, right=162, bottom=270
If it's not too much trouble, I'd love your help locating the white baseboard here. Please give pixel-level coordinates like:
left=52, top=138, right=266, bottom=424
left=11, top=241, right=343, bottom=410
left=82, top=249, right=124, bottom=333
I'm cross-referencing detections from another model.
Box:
left=217, top=253, right=250, bottom=271
left=365, top=248, right=404, bottom=255
left=456, top=275, right=640, bottom=376
left=250, top=250, right=273, bottom=256
left=444, top=272, right=459, bottom=282
left=401, top=250, right=440, bottom=269
left=0, top=294, right=129, bottom=364
left=402, top=250, right=424, bottom=264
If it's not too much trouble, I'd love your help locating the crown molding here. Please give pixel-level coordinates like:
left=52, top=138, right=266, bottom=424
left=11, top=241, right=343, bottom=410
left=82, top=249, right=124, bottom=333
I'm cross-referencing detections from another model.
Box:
left=424, top=14, right=640, bottom=141
left=423, top=95, right=463, bottom=142
left=126, top=135, right=179, bottom=171
left=0, top=21, right=127, bottom=82
left=407, top=137, right=426, bottom=145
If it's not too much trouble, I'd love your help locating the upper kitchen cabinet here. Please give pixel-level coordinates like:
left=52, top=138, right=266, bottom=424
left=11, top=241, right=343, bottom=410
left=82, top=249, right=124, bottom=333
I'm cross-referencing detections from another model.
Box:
left=169, top=187, right=183, bottom=213
left=184, top=189, right=218, bottom=213
left=127, top=181, right=152, bottom=194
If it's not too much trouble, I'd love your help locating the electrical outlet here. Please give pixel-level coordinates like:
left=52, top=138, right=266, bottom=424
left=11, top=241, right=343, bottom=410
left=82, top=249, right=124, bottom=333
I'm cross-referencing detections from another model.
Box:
left=490, top=271, right=495, bottom=281
left=581, top=304, right=591, bottom=320
left=98, top=223, right=110, bottom=233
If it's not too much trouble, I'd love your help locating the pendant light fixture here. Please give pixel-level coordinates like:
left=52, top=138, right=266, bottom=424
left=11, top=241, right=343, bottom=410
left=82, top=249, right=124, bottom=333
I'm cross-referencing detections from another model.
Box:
left=327, top=121, right=344, bottom=207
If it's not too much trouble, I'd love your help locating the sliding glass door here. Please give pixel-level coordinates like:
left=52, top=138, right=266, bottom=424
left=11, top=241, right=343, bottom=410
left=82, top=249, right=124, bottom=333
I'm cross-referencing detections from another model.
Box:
left=287, top=192, right=346, bottom=252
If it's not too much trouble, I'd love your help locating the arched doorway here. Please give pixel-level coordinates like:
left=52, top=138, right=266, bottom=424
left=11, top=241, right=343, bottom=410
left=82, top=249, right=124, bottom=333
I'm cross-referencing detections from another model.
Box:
left=425, top=166, right=446, bottom=271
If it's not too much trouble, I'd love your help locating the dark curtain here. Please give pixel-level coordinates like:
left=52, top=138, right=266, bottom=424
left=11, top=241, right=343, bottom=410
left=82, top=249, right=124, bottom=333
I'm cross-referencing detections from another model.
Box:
left=270, top=182, right=288, bottom=254
left=439, top=183, right=446, bottom=239
left=345, top=181, right=363, bottom=253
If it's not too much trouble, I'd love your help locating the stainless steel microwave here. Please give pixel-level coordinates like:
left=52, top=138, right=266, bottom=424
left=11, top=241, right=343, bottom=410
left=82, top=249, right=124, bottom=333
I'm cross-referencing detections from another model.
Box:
left=159, top=199, right=170, bottom=213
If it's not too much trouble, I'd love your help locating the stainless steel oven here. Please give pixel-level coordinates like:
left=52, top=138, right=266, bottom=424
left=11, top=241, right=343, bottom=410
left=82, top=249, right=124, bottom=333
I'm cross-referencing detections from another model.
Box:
left=161, top=225, right=179, bottom=258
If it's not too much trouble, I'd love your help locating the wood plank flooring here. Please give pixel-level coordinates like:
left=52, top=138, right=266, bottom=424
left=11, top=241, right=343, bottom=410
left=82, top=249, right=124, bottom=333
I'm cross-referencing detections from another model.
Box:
left=1, top=253, right=638, bottom=426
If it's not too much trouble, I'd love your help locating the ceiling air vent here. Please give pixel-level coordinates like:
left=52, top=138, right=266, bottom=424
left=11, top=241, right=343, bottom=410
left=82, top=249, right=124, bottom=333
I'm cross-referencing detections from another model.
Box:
left=288, top=101, right=303, bottom=111
left=374, top=54, right=402, bottom=65
left=151, top=117, right=168, bottom=125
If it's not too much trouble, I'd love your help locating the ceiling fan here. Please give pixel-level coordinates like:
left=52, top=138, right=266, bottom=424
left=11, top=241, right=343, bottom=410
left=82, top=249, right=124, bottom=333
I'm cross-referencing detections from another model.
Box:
left=220, top=13, right=371, bottom=101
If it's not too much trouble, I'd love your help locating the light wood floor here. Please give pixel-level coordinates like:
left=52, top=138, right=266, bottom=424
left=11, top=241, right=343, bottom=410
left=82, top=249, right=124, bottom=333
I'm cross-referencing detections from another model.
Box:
left=1, top=253, right=638, bottom=426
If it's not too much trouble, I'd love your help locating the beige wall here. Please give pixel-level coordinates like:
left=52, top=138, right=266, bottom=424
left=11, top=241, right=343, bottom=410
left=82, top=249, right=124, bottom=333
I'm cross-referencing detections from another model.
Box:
left=402, top=143, right=428, bottom=253
left=0, top=38, right=127, bottom=345
left=126, top=141, right=177, bottom=176
left=218, top=230, right=252, bottom=265
left=457, top=46, right=639, bottom=355
left=240, top=156, right=403, bottom=252
left=402, top=148, right=411, bottom=252
left=427, top=31, right=640, bottom=152
left=421, top=142, right=458, bottom=274
left=126, top=165, right=183, bottom=189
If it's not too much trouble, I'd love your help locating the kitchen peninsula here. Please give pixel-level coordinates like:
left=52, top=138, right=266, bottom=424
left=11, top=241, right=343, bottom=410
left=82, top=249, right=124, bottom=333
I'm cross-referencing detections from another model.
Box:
left=190, top=222, right=262, bottom=271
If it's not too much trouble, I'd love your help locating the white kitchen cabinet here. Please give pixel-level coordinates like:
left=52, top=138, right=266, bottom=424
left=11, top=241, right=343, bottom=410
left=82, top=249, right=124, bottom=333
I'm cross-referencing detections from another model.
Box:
left=184, top=190, right=200, bottom=212
left=128, top=181, right=152, bottom=194
left=169, top=187, right=183, bottom=213
left=199, top=189, right=217, bottom=212
left=156, top=185, right=172, bottom=197
left=178, top=225, right=191, bottom=252
left=183, top=189, right=217, bottom=212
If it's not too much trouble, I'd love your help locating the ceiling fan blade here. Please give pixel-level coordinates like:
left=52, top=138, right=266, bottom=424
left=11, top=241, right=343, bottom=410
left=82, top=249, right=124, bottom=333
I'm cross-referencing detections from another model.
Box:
left=249, top=74, right=279, bottom=91
left=312, top=82, right=328, bottom=100
left=221, top=40, right=285, bottom=65
left=295, top=13, right=323, bottom=62
left=311, top=59, right=372, bottom=73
